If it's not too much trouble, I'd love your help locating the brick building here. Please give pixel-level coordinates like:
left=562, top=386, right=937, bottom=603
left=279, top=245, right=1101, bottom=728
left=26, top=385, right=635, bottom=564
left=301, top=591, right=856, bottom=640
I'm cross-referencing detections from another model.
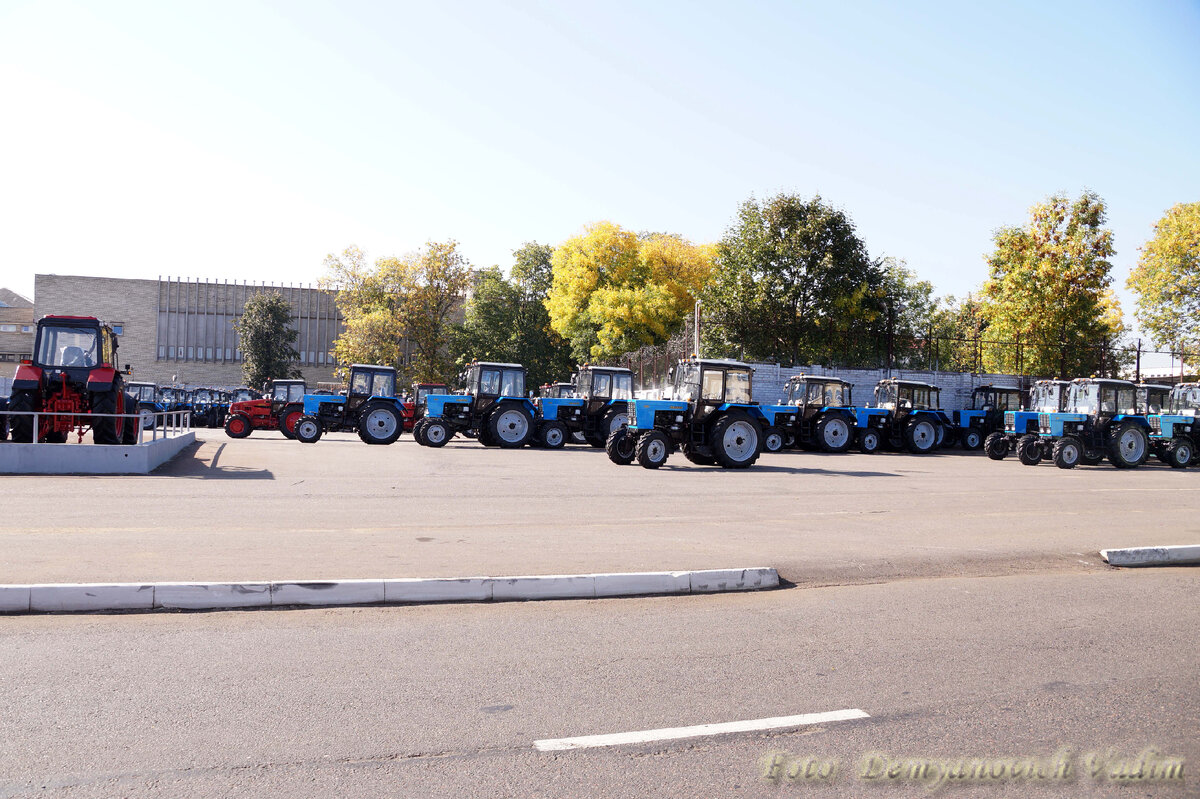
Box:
left=33, top=275, right=345, bottom=388
left=0, top=288, right=35, bottom=365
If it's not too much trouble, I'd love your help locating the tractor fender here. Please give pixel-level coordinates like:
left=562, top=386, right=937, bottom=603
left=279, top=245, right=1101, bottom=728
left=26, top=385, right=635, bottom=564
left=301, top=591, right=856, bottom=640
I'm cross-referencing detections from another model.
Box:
left=12, top=362, right=41, bottom=391
left=1111, top=414, right=1152, bottom=430
left=86, top=367, right=119, bottom=394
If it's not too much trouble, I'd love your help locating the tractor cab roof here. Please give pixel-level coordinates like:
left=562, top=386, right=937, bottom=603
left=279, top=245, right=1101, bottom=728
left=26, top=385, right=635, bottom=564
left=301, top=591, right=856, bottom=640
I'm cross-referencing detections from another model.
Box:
left=578, top=365, right=633, bottom=374
left=1070, top=377, right=1136, bottom=388
left=786, top=374, right=852, bottom=387
left=974, top=384, right=1021, bottom=393
left=472, top=361, right=524, bottom=369
left=40, top=315, right=103, bottom=326
left=679, top=356, right=752, bottom=370
left=350, top=363, right=396, bottom=373
left=877, top=378, right=940, bottom=390
left=1137, top=382, right=1172, bottom=391
left=127, top=381, right=157, bottom=388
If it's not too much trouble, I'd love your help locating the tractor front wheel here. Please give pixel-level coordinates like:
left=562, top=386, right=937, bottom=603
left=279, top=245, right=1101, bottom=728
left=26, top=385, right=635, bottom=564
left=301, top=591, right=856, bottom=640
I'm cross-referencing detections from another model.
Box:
left=858, top=429, right=880, bottom=454
left=962, top=429, right=983, bottom=450
left=635, top=430, right=671, bottom=469
left=1163, top=437, right=1193, bottom=469
left=359, top=404, right=403, bottom=445
left=225, top=413, right=252, bottom=439
left=904, top=418, right=938, bottom=454
left=605, top=428, right=635, bottom=465
left=1016, top=434, right=1043, bottom=466
left=489, top=405, right=533, bottom=448
left=1108, top=423, right=1149, bottom=469
left=539, top=421, right=567, bottom=449
left=279, top=405, right=303, bottom=439
left=90, top=388, right=123, bottom=445
left=1053, top=436, right=1083, bottom=469
left=711, top=412, right=761, bottom=469
left=423, top=419, right=451, bottom=448
left=762, top=426, right=784, bottom=453
left=412, top=418, right=429, bottom=446
left=295, top=416, right=323, bottom=443
left=815, top=415, right=852, bottom=453
left=984, top=432, right=1008, bottom=460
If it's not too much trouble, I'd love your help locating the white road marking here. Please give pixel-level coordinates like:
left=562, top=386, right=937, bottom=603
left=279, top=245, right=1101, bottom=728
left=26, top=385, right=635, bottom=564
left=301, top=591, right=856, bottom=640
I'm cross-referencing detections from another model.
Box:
left=533, top=708, right=869, bottom=752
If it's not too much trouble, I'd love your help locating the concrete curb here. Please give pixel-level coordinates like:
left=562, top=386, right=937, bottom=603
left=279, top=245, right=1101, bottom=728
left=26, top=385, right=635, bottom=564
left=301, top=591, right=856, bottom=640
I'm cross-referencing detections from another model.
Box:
left=0, top=568, right=779, bottom=614
left=0, top=432, right=195, bottom=475
left=1100, top=545, right=1200, bottom=567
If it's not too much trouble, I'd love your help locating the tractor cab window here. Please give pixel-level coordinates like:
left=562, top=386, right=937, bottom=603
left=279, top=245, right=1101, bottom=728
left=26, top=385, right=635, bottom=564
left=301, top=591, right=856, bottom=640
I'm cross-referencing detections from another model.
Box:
left=371, top=372, right=395, bottom=398
left=974, top=390, right=995, bottom=410
left=1172, top=387, right=1200, bottom=414
left=701, top=369, right=725, bottom=402
left=613, top=373, right=632, bottom=400
left=875, top=383, right=897, bottom=409
left=998, top=392, right=1019, bottom=411
left=350, top=372, right=372, bottom=396
left=1116, top=387, right=1136, bottom=414
left=501, top=369, right=524, bottom=397
left=675, top=364, right=701, bottom=403
left=806, top=383, right=825, bottom=404
left=826, top=383, right=850, bottom=406
left=1071, top=384, right=1099, bottom=414
left=272, top=384, right=288, bottom=402
left=592, top=372, right=612, bottom=398
left=194, top=390, right=210, bottom=403
left=479, top=369, right=501, bottom=396
left=785, top=381, right=802, bottom=405
left=726, top=370, right=752, bottom=404
left=37, top=326, right=99, bottom=367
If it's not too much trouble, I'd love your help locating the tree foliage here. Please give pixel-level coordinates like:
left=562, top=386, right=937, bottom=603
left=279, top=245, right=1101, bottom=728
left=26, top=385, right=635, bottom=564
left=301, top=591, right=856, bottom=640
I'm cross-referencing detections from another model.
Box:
left=1127, top=201, right=1200, bottom=361
left=546, top=222, right=714, bottom=362
left=979, top=191, right=1127, bottom=377
left=232, top=291, right=302, bottom=389
left=321, top=242, right=473, bottom=384
left=701, top=193, right=881, bottom=364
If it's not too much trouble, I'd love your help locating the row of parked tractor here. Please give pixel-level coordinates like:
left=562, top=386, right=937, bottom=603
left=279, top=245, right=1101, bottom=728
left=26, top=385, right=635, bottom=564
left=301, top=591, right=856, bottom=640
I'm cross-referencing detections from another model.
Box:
left=252, top=354, right=1198, bottom=473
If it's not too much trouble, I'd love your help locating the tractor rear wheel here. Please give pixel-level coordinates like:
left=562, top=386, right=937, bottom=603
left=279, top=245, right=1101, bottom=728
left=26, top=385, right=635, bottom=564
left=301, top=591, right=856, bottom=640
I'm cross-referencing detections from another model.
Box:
left=278, top=405, right=303, bottom=439
left=904, top=418, right=938, bottom=454
left=984, top=432, right=1008, bottom=460
left=412, top=418, right=429, bottom=445
left=762, top=426, right=784, bottom=453
left=1016, top=434, right=1042, bottom=466
left=962, top=429, right=983, bottom=450
left=423, top=419, right=451, bottom=448
left=1053, top=436, right=1083, bottom=469
left=711, top=412, right=761, bottom=469
left=90, top=388, right=123, bottom=445
left=602, top=410, right=627, bottom=441
left=539, top=421, right=567, bottom=449
left=1108, top=423, right=1149, bottom=469
left=605, top=428, right=635, bottom=465
left=635, top=430, right=670, bottom=469
left=8, top=390, right=35, bottom=442
left=358, top=404, right=403, bottom=445
left=139, top=404, right=158, bottom=431
left=1164, top=437, right=1193, bottom=469
left=858, top=428, right=880, bottom=454
left=295, top=416, right=323, bottom=443
left=489, top=405, right=533, bottom=448
left=815, top=415, right=852, bottom=452
left=122, top=393, right=138, bottom=444
left=225, top=413, right=252, bottom=439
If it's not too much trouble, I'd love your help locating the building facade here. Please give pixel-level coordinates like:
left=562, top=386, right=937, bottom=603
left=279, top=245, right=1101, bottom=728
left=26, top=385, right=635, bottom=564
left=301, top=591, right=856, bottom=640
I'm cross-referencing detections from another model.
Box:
left=33, top=275, right=344, bottom=388
left=0, top=288, right=35, bottom=365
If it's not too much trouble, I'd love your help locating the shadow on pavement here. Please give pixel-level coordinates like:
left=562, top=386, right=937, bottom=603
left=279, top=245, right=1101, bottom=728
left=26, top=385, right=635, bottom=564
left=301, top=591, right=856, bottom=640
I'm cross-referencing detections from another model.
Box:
left=155, top=442, right=275, bottom=480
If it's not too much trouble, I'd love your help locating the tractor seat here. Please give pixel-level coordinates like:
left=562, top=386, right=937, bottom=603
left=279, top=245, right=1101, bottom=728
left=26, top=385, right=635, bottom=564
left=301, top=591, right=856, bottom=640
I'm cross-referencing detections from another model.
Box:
left=61, top=346, right=87, bottom=366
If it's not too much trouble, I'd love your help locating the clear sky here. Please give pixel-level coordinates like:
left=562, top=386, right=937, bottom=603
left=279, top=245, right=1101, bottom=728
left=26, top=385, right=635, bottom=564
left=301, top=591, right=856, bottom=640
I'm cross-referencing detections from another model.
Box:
left=2, top=0, right=1197, bottom=347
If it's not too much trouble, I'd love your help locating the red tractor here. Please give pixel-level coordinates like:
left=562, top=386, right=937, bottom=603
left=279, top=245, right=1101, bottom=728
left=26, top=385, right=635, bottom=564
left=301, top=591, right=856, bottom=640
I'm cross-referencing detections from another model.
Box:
left=223, top=379, right=307, bottom=439
left=8, top=316, right=137, bottom=444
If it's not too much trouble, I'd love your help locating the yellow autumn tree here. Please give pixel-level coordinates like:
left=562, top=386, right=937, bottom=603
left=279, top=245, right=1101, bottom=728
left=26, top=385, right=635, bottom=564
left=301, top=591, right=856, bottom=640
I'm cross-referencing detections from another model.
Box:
left=546, top=222, right=714, bottom=361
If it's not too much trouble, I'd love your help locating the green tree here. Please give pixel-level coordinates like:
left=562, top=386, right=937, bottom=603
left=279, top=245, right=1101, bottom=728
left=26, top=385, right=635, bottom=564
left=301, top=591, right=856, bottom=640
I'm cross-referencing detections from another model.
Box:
left=878, top=257, right=938, bottom=368
left=232, top=291, right=302, bottom=389
left=980, top=191, right=1127, bottom=377
left=701, top=193, right=881, bottom=364
left=546, top=222, right=714, bottom=362
left=1127, top=202, right=1200, bottom=366
left=321, top=241, right=473, bottom=384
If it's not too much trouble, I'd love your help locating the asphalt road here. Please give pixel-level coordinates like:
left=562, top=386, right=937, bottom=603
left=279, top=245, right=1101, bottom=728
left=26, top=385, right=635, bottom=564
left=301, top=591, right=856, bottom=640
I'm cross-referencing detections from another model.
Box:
left=2, top=430, right=1198, bottom=584
left=1, top=569, right=1195, bottom=798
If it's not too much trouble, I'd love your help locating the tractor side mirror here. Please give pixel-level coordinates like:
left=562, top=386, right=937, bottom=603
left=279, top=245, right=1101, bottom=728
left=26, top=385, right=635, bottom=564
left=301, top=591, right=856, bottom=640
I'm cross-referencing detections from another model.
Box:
left=124, top=364, right=132, bottom=374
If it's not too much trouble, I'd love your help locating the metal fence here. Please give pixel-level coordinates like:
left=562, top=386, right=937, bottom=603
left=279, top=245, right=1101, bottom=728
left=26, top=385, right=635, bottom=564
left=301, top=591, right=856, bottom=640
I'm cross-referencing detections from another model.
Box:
left=4, top=410, right=191, bottom=445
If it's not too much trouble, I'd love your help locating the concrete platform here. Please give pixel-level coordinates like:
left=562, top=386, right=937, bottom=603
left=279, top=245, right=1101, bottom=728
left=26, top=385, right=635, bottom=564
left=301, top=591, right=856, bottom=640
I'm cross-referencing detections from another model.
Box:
left=0, top=432, right=195, bottom=475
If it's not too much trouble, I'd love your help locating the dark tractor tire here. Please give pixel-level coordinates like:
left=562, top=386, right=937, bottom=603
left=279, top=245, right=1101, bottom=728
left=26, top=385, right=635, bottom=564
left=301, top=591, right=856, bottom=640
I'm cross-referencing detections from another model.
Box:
left=8, top=389, right=35, bottom=443
left=1080, top=451, right=1104, bottom=466
left=635, top=430, right=671, bottom=469
left=45, top=431, right=69, bottom=444
left=1052, top=436, right=1083, bottom=469
left=539, top=421, right=568, bottom=449
left=489, top=405, right=534, bottom=448
left=1108, top=423, right=1149, bottom=469
left=358, top=403, right=403, bottom=445
left=412, top=418, right=429, bottom=446
left=1164, top=437, right=1194, bottom=469
left=138, top=403, right=158, bottom=431
left=858, top=428, right=880, bottom=454
left=962, top=429, right=984, bottom=450
left=936, top=424, right=952, bottom=449
left=478, top=424, right=498, bottom=447
left=762, top=426, right=784, bottom=454
left=682, top=445, right=716, bottom=466
left=423, top=419, right=451, bottom=448
left=815, top=414, right=853, bottom=453
left=278, top=405, right=303, bottom=440
left=904, top=418, right=939, bottom=454
left=122, top=394, right=138, bottom=444
left=783, top=433, right=796, bottom=449
left=984, top=432, right=1009, bottom=460
left=90, top=389, right=123, bottom=445
left=225, top=412, right=253, bottom=439
left=570, top=430, right=588, bottom=445
left=602, top=409, right=628, bottom=441
left=605, top=428, right=636, bottom=465
left=1016, top=434, right=1043, bottom=466
left=711, top=412, right=761, bottom=469
left=295, top=416, right=323, bottom=444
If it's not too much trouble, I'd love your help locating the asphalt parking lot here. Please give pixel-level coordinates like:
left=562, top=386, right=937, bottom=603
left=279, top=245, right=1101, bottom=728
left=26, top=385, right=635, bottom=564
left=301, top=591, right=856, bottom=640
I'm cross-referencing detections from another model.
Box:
left=2, top=431, right=1197, bottom=798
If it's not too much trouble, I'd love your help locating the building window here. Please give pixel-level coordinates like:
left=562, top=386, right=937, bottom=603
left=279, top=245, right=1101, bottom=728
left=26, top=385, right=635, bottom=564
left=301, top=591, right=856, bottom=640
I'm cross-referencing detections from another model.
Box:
left=111, top=324, right=123, bottom=335
left=0, top=353, right=13, bottom=361
left=21, top=325, right=31, bottom=333
left=168, top=346, right=175, bottom=358
left=0, top=324, right=16, bottom=333
left=158, top=346, right=165, bottom=358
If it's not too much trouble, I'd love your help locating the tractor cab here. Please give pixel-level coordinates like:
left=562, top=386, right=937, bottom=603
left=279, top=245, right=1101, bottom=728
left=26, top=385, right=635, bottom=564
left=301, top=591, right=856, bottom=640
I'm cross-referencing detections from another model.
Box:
left=463, top=362, right=526, bottom=416
left=867, top=378, right=952, bottom=454
left=128, top=381, right=158, bottom=404
left=267, top=379, right=307, bottom=414
left=784, top=375, right=853, bottom=417
left=577, top=366, right=633, bottom=414
left=1137, top=383, right=1172, bottom=415
left=874, top=379, right=941, bottom=415
left=540, top=382, right=575, bottom=399
left=158, top=386, right=186, bottom=412
left=1168, top=383, right=1200, bottom=415
left=230, top=387, right=258, bottom=403
left=1145, top=383, right=1200, bottom=468
left=347, top=364, right=397, bottom=407
left=951, top=384, right=1023, bottom=450
left=1064, top=378, right=1139, bottom=422
left=670, top=357, right=754, bottom=423
left=417, top=362, right=537, bottom=449
left=969, top=385, right=1022, bottom=412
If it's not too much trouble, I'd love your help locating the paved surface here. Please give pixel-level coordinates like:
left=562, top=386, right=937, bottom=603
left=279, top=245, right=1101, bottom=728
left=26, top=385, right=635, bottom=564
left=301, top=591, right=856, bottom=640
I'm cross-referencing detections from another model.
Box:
left=1, top=569, right=1195, bottom=797
left=2, top=430, right=1198, bottom=584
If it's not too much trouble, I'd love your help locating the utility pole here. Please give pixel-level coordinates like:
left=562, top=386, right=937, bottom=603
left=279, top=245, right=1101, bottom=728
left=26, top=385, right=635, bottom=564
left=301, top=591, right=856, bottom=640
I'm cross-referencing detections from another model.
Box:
left=693, top=301, right=701, bottom=357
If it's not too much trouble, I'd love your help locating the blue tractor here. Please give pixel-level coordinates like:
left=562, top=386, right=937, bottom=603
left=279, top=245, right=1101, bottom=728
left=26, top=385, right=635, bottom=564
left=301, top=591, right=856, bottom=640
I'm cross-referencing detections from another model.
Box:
left=759, top=375, right=864, bottom=454
left=1137, top=383, right=1172, bottom=415
left=984, top=379, right=1070, bottom=460
left=1022, top=377, right=1151, bottom=469
left=128, top=380, right=164, bottom=431
left=535, top=365, right=633, bottom=449
left=950, top=384, right=1024, bottom=450
left=607, top=356, right=765, bottom=469
left=416, top=361, right=536, bottom=448
left=1148, top=382, right=1200, bottom=469
left=293, top=364, right=406, bottom=445
left=190, top=387, right=228, bottom=428
left=866, top=378, right=954, bottom=454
